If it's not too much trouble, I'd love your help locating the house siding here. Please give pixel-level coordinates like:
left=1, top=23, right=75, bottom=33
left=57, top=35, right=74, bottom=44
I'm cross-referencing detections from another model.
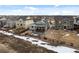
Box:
left=24, top=20, right=34, bottom=29
left=16, top=19, right=25, bottom=29
left=54, top=16, right=74, bottom=30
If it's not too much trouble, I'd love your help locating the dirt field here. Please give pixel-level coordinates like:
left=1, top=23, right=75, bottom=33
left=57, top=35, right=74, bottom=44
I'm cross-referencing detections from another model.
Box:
left=40, top=29, right=79, bottom=49
left=0, top=33, right=57, bottom=53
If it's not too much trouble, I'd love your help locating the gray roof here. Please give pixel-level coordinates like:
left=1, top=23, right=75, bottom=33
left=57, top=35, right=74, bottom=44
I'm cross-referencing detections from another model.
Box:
left=35, top=21, right=46, bottom=25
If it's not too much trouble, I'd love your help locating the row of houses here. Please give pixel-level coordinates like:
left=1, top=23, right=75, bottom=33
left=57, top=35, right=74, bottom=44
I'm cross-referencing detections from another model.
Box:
left=0, top=16, right=34, bottom=29
left=0, top=16, right=79, bottom=33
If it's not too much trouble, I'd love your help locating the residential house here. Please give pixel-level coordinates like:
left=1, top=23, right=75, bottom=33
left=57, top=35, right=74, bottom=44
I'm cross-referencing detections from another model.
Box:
left=30, top=18, right=50, bottom=34
left=54, top=16, right=74, bottom=30
left=47, top=16, right=55, bottom=29
left=24, top=16, right=34, bottom=29
left=74, top=16, right=79, bottom=25
left=3, top=19, right=16, bottom=28
left=73, top=16, right=79, bottom=29
left=0, top=17, right=7, bottom=28
left=16, top=18, right=25, bottom=29
left=16, top=16, right=34, bottom=29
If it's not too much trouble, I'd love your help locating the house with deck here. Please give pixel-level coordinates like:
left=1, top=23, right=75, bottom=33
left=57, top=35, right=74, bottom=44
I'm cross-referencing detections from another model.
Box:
left=30, top=17, right=50, bottom=34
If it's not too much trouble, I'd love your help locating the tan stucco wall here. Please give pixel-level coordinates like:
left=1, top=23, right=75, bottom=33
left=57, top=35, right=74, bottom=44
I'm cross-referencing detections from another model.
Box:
left=16, top=19, right=25, bottom=29
left=24, top=20, right=34, bottom=29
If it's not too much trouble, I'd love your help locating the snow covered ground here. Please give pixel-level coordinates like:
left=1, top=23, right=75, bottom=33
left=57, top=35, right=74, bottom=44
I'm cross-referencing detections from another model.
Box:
left=64, top=34, right=70, bottom=37
left=0, top=30, right=79, bottom=53
left=77, top=34, right=79, bottom=36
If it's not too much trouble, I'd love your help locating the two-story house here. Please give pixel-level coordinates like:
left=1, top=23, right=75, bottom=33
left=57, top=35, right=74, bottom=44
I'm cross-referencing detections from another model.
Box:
left=16, top=16, right=34, bottom=29
left=30, top=17, right=50, bottom=34
left=0, top=17, right=7, bottom=28
left=54, top=16, right=74, bottom=30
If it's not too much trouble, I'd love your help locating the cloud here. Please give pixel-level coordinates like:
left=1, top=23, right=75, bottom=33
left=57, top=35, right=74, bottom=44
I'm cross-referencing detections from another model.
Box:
left=26, top=7, right=38, bottom=10
left=0, top=6, right=53, bottom=15
left=0, top=5, right=79, bottom=15
left=61, top=11, right=74, bottom=15
left=0, top=6, right=38, bottom=15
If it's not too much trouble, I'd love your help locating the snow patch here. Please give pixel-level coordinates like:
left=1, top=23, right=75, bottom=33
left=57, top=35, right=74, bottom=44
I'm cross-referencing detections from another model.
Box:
left=64, top=34, right=70, bottom=36
left=0, top=31, right=13, bottom=36
left=77, top=34, right=79, bottom=36
left=9, top=30, right=13, bottom=32
left=52, top=46, right=77, bottom=53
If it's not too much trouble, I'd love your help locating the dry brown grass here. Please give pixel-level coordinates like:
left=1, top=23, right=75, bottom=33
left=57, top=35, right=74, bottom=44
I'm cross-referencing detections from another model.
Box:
left=40, top=29, right=79, bottom=49
left=0, top=34, right=57, bottom=53
left=13, top=28, right=27, bottom=34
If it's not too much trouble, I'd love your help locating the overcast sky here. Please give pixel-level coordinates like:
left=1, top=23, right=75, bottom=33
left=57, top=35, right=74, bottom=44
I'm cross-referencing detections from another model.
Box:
left=0, top=5, right=79, bottom=15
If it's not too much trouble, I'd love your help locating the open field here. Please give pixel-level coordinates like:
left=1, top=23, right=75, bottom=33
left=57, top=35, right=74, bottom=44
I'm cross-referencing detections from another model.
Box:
left=40, top=29, right=79, bottom=49
left=0, top=33, right=56, bottom=53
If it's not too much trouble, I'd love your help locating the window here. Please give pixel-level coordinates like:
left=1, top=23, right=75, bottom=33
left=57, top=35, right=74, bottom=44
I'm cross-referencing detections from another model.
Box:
left=32, top=26, right=33, bottom=28
left=64, top=21, right=67, bottom=24
left=20, top=24, right=22, bottom=26
left=17, top=24, right=19, bottom=25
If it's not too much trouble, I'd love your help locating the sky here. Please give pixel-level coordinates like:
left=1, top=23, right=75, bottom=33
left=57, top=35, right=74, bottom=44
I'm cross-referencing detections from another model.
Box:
left=0, top=5, right=79, bottom=15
